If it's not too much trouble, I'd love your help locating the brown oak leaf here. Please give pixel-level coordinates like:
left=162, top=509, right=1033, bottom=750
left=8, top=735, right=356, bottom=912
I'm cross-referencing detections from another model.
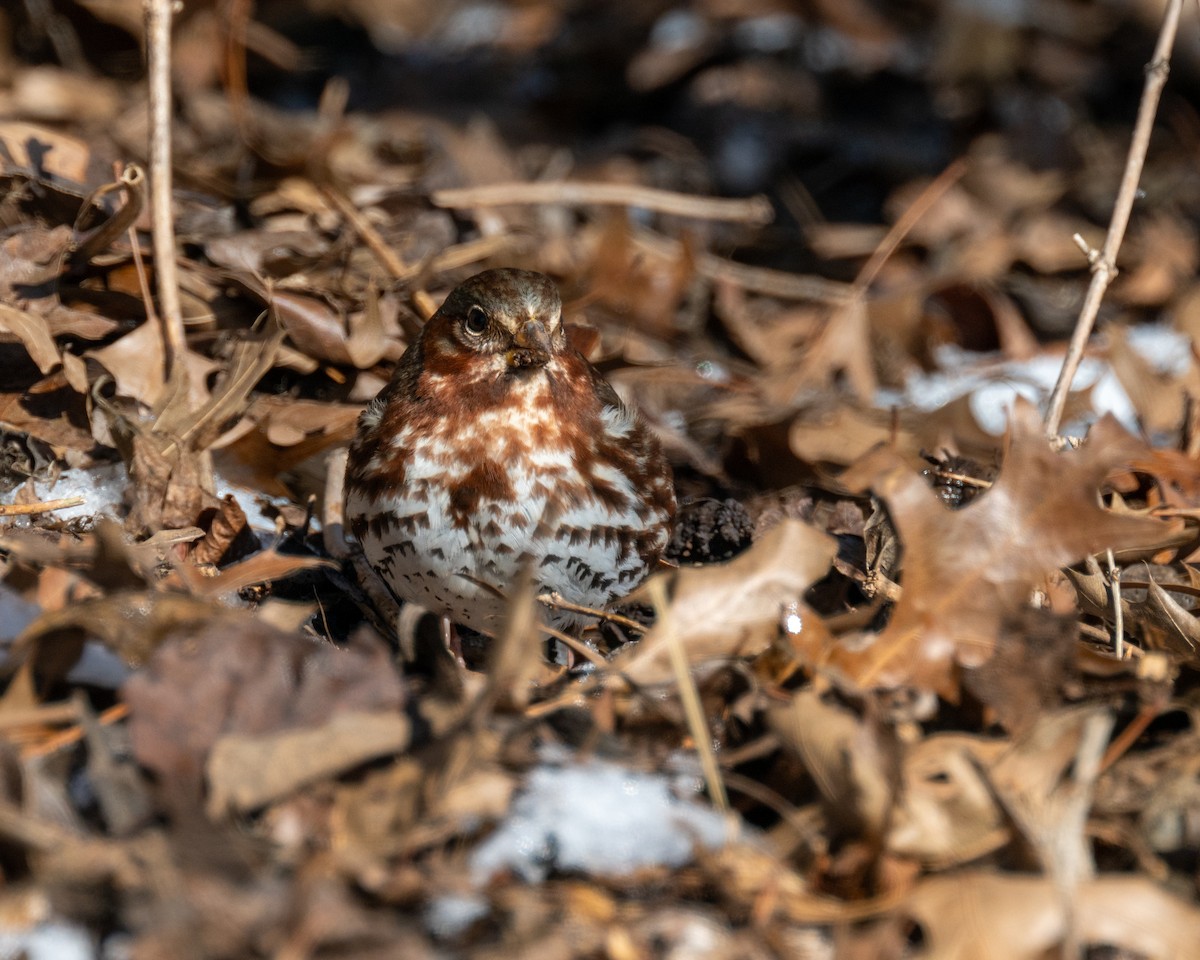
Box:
left=842, top=399, right=1179, bottom=697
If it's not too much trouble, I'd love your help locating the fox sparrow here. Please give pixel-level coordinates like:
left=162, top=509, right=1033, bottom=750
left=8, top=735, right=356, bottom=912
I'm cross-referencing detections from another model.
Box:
left=345, top=268, right=676, bottom=636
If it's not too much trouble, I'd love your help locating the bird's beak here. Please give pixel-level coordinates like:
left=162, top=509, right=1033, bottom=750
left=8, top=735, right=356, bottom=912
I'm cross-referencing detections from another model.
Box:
left=515, top=320, right=551, bottom=353
left=507, top=320, right=551, bottom=369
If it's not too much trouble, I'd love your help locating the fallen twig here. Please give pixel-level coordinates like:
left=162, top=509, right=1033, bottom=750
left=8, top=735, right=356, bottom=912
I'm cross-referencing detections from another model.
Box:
left=432, top=181, right=774, bottom=225
left=849, top=158, right=967, bottom=298
left=1100, top=703, right=1161, bottom=773
left=632, top=228, right=852, bottom=302
left=323, top=447, right=351, bottom=560
left=21, top=703, right=129, bottom=760
left=538, top=592, right=647, bottom=633
left=0, top=496, right=85, bottom=517
left=540, top=623, right=611, bottom=671
left=1106, top=548, right=1126, bottom=660
left=320, top=184, right=413, bottom=280
left=927, top=468, right=993, bottom=489
left=0, top=702, right=81, bottom=730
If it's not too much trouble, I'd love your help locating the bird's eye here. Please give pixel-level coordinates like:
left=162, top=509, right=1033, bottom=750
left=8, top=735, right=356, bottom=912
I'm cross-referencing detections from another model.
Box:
left=463, top=306, right=488, bottom=336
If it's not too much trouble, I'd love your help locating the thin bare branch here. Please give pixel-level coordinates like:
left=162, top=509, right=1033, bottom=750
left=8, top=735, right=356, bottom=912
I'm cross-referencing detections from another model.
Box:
left=1044, top=0, right=1184, bottom=436
left=323, top=447, right=351, bottom=561
left=631, top=228, right=853, bottom=303
left=538, top=592, right=647, bottom=633
left=1106, top=548, right=1126, bottom=660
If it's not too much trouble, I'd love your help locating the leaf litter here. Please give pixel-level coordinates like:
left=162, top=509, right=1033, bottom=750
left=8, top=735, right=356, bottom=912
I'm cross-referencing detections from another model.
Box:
left=3, top=3, right=1200, bottom=958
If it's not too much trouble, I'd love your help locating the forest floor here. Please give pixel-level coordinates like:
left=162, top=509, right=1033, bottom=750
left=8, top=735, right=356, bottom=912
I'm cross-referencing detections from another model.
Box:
left=1, top=1, right=1200, bottom=958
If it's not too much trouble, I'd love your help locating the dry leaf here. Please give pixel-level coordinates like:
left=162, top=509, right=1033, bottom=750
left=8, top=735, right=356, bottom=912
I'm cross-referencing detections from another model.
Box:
left=961, top=607, right=1077, bottom=735
left=0, top=120, right=100, bottom=185
left=1104, top=324, right=1192, bottom=435
left=789, top=402, right=920, bottom=466
left=345, top=286, right=391, bottom=369
left=14, top=590, right=217, bottom=679
left=841, top=400, right=1177, bottom=695
left=191, top=494, right=257, bottom=566
left=207, top=710, right=412, bottom=817
left=125, top=432, right=220, bottom=534
left=1128, top=575, right=1200, bottom=656
left=779, top=298, right=877, bottom=404
left=0, top=302, right=61, bottom=374
left=123, top=618, right=404, bottom=804
left=1116, top=213, right=1198, bottom=307
left=171, top=547, right=337, bottom=599
left=89, top=322, right=219, bottom=411
left=887, top=733, right=1009, bottom=867
left=896, top=871, right=1200, bottom=960
left=986, top=707, right=1112, bottom=890
left=768, top=688, right=898, bottom=839
left=617, top=519, right=837, bottom=685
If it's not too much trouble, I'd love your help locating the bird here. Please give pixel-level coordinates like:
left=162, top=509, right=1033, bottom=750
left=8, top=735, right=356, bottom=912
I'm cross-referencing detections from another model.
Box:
left=344, top=268, right=676, bottom=639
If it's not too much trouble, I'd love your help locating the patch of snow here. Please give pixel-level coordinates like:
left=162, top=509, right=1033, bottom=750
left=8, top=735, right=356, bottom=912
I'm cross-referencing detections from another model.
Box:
left=212, top=476, right=299, bottom=536
left=446, top=4, right=504, bottom=41
left=954, top=0, right=1030, bottom=28
left=32, top=461, right=126, bottom=523
left=0, top=588, right=41, bottom=642
left=877, top=347, right=1141, bottom=437
left=1125, top=322, right=1193, bottom=377
left=0, top=922, right=94, bottom=960
left=734, top=14, right=803, bottom=53
left=470, top=751, right=733, bottom=883
left=0, top=591, right=126, bottom=688
left=424, top=893, right=489, bottom=939
left=649, top=10, right=707, bottom=52
left=28, top=460, right=296, bottom=536
left=100, top=933, right=132, bottom=960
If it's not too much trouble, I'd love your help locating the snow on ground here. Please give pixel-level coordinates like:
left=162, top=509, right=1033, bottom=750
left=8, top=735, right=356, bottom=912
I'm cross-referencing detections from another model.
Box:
left=30, top=461, right=126, bottom=523
left=424, top=750, right=736, bottom=937
left=0, top=922, right=93, bottom=960
left=874, top=323, right=1192, bottom=437
left=29, top=461, right=300, bottom=535
left=469, top=750, right=734, bottom=884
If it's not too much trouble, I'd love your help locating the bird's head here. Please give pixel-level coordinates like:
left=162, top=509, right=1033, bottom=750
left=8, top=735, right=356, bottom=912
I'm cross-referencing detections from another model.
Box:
left=424, top=268, right=567, bottom=375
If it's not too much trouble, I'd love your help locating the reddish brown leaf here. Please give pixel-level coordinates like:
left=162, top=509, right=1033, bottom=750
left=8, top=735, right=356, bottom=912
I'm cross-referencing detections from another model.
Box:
left=270, top=289, right=357, bottom=366
left=842, top=400, right=1180, bottom=695
left=961, top=607, right=1078, bottom=734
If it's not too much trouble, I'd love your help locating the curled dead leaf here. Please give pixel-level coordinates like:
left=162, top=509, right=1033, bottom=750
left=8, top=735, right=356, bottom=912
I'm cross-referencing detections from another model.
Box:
left=0, top=303, right=61, bottom=375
